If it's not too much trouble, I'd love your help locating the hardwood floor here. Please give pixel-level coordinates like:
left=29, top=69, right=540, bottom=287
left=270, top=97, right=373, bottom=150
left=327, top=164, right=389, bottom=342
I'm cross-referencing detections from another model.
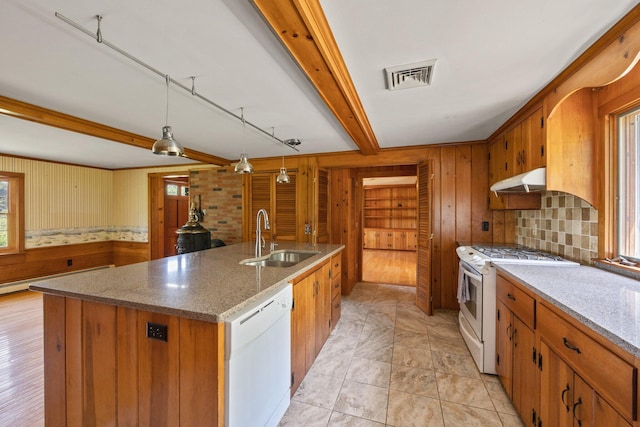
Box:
left=361, top=249, right=417, bottom=286
left=0, top=291, right=44, bottom=427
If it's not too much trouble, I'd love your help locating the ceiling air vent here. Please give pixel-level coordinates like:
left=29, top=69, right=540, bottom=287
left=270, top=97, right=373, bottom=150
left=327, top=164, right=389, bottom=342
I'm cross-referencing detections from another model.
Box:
left=385, top=59, right=436, bottom=91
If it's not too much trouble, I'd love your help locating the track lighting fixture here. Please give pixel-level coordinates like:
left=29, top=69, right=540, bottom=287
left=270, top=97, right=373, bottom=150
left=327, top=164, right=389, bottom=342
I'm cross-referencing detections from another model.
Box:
left=234, top=108, right=254, bottom=174
left=152, top=75, right=185, bottom=157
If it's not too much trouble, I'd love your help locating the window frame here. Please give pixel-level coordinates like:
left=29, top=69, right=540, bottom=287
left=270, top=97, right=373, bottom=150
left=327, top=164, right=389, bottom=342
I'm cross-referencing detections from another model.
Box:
left=0, top=172, right=25, bottom=255
left=616, top=106, right=640, bottom=262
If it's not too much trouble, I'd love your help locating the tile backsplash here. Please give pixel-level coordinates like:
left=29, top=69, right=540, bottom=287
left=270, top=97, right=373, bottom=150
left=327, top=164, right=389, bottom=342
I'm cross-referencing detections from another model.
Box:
left=516, top=191, right=598, bottom=264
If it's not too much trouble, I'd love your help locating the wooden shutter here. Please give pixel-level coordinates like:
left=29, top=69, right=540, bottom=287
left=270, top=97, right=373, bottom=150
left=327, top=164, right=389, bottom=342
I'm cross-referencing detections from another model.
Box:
left=250, top=173, right=272, bottom=241
left=275, top=172, right=297, bottom=241
left=416, top=161, right=433, bottom=315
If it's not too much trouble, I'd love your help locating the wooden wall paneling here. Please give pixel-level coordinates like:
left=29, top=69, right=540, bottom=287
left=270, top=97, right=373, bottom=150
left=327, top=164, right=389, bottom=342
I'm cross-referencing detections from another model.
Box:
left=345, top=170, right=357, bottom=294
left=471, top=144, right=493, bottom=243
left=82, top=301, right=117, bottom=425
left=43, top=294, right=67, bottom=425
left=137, top=312, right=180, bottom=426
left=456, top=145, right=473, bottom=244
left=117, top=306, right=139, bottom=426
left=179, top=319, right=224, bottom=426
left=65, top=298, right=83, bottom=426
left=439, top=146, right=458, bottom=309
left=504, top=211, right=517, bottom=243
left=112, top=241, right=149, bottom=266
left=297, top=158, right=311, bottom=243
left=427, top=148, right=443, bottom=310
left=492, top=211, right=507, bottom=243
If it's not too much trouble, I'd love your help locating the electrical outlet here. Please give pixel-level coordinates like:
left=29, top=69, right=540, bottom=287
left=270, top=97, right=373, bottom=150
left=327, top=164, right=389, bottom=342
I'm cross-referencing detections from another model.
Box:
left=67, top=259, right=73, bottom=266
left=146, top=322, right=168, bottom=342
left=481, top=221, right=489, bottom=232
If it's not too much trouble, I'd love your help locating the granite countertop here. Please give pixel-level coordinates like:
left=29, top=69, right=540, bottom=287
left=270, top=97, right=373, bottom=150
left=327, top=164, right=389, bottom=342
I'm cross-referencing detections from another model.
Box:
left=495, top=263, right=640, bottom=358
left=29, top=242, right=344, bottom=323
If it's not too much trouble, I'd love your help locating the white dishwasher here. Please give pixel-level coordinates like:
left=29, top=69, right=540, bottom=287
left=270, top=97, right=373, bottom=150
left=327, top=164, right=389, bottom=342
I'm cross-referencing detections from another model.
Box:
left=225, top=283, right=292, bottom=427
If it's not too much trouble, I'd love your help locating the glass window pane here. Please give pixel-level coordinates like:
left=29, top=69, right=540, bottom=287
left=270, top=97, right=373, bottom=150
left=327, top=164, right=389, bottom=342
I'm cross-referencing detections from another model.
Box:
left=166, top=184, right=178, bottom=196
left=181, top=186, right=189, bottom=197
left=0, top=180, right=7, bottom=213
left=618, top=107, right=640, bottom=260
left=0, top=213, right=7, bottom=248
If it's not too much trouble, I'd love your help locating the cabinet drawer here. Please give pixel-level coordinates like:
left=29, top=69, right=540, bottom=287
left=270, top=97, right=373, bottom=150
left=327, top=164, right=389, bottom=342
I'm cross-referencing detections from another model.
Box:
left=496, top=275, right=535, bottom=329
left=331, top=255, right=341, bottom=299
left=538, top=303, right=636, bottom=421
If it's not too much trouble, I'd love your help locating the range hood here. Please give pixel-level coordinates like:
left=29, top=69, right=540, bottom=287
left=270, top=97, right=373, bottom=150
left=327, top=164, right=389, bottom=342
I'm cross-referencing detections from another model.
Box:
left=490, top=167, right=546, bottom=194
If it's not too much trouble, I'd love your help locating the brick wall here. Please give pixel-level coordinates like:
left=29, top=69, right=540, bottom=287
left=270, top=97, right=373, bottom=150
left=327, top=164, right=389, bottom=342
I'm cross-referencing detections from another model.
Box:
left=189, top=167, right=243, bottom=245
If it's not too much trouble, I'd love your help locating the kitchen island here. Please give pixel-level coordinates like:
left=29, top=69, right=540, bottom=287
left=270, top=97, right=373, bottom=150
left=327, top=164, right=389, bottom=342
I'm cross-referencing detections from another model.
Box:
left=29, top=242, right=344, bottom=427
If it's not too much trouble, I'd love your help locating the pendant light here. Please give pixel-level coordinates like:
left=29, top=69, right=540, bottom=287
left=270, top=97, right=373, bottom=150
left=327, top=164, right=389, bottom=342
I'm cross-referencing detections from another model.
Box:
left=152, top=75, right=185, bottom=157
left=276, top=156, right=290, bottom=184
left=234, top=107, right=254, bottom=174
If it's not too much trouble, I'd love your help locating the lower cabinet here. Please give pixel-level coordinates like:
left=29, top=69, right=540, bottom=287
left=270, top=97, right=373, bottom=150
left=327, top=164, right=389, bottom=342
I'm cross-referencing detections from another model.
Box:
left=363, top=228, right=417, bottom=251
left=539, top=341, right=631, bottom=427
left=495, top=277, right=537, bottom=425
left=497, top=272, right=636, bottom=427
left=291, top=253, right=341, bottom=395
left=330, top=253, right=342, bottom=332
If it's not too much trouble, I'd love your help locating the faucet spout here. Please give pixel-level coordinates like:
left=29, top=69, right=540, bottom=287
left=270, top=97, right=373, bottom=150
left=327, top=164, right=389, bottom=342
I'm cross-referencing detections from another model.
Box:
left=256, top=209, right=270, bottom=258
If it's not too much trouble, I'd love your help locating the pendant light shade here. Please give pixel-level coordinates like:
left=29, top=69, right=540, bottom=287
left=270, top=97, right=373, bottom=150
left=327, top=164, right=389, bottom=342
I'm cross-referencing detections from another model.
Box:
left=152, top=125, right=184, bottom=156
left=276, top=156, right=290, bottom=183
left=234, top=153, right=254, bottom=174
left=152, top=75, right=185, bottom=157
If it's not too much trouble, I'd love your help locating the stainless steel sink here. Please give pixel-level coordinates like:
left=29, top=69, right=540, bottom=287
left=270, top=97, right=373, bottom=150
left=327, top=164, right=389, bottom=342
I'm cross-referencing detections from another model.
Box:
left=240, top=250, right=320, bottom=267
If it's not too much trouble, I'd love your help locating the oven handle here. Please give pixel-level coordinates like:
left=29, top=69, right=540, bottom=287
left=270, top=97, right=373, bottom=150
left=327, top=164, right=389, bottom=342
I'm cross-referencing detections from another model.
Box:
left=460, top=263, right=483, bottom=283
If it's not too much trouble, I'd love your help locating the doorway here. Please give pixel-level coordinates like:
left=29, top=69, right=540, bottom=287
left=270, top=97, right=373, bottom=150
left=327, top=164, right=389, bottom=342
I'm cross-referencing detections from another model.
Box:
left=163, top=177, right=190, bottom=257
left=361, top=175, right=418, bottom=287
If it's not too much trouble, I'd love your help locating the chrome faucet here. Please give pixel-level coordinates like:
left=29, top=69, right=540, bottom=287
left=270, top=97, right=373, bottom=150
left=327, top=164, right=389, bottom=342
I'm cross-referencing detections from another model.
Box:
left=255, top=209, right=270, bottom=258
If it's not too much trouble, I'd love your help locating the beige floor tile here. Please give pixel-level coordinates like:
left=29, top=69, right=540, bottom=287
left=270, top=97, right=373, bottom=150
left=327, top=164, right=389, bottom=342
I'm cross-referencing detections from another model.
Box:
left=328, top=411, right=385, bottom=426
left=389, top=365, right=438, bottom=398
left=386, top=389, right=444, bottom=427
left=432, top=350, right=481, bottom=379
left=310, top=348, right=354, bottom=379
left=293, top=371, right=344, bottom=409
left=392, top=344, right=434, bottom=370
left=333, top=319, right=366, bottom=338
left=394, top=329, right=430, bottom=349
left=334, top=379, right=389, bottom=423
left=355, top=337, right=394, bottom=363
left=345, top=356, right=391, bottom=387
left=484, top=381, right=518, bottom=415
left=440, top=401, right=502, bottom=427
left=435, top=372, right=494, bottom=410
left=359, top=323, right=395, bottom=346
left=498, top=412, right=526, bottom=427
left=278, top=400, right=332, bottom=427
left=428, top=334, right=469, bottom=355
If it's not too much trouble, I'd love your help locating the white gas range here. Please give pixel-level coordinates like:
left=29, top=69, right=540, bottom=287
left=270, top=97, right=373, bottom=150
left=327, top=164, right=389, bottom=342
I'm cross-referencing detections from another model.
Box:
left=456, top=245, right=578, bottom=374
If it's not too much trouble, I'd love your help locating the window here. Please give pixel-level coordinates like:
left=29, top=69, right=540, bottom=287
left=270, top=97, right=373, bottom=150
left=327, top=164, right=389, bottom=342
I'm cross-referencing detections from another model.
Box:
left=0, top=172, right=25, bottom=254
left=618, top=106, right=640, bottom=261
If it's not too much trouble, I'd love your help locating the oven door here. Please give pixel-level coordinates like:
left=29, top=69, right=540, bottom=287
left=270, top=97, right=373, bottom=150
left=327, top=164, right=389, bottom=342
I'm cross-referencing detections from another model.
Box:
left=458, top=260, right=483, bottom=340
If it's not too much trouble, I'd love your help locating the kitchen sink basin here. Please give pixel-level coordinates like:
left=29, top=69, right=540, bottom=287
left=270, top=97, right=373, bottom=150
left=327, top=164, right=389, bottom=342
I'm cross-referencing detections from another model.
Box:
left=240, top=250, right=320, bottom=267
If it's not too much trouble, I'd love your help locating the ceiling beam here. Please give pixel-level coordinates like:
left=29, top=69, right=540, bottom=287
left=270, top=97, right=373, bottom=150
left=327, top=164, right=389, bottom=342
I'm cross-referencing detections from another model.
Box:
left=0, top=95, right=230, bottom=166
left=251, top=0, right=380, bottom=155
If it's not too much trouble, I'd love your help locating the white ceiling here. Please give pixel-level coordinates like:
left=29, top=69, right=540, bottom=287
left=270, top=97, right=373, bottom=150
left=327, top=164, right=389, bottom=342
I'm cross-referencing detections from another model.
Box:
left=0, top=0, right=637, bottom=169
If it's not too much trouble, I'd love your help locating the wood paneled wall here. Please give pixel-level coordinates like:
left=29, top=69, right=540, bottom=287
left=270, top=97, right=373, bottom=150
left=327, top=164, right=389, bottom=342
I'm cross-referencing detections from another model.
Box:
left=0, top=241, right=148, bottom=285
left=43, top=295, right=224, bottom=426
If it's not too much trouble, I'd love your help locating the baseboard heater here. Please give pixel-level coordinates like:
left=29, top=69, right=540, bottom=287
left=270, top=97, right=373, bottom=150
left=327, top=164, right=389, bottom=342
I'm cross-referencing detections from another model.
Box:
left=0, top=265, right=115, bottom=295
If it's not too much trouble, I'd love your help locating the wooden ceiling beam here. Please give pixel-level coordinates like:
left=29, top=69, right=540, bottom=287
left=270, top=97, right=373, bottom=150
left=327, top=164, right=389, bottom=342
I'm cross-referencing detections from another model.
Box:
left=0, top=95, right=230, bottom=166
left=251, top=0, right=380, bottom=155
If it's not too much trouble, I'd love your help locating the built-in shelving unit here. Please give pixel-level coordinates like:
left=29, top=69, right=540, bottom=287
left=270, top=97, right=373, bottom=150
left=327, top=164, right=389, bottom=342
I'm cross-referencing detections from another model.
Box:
left=363, top=184, right=417, bottom=251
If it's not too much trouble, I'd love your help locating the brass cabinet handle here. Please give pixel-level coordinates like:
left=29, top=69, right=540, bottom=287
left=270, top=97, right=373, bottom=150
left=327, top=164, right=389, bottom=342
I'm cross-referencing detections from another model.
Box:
left=507, top=293, right=516, bottom=301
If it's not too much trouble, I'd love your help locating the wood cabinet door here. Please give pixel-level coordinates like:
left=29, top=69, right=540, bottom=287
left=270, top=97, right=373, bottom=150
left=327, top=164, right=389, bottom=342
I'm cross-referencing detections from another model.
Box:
left=506, top=125, right=522, bottom=176
left=573, top=375, right=631, bottom=427
left=314, top=262, right=331, bottom=356
left=380, top=230, right=394, bottom=249
left=495, top=301, right=513, bottom=396
left=291, top=281, right=307, bottom=395
left=489, top=134, right=508, bottom=185
left=539, top=341, right=574, bottom=427
left=302, top=274, right=316, bottom=372
left=523, top=107, right=546, bottom=171
left=512, top=316, right=536, bottom=424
